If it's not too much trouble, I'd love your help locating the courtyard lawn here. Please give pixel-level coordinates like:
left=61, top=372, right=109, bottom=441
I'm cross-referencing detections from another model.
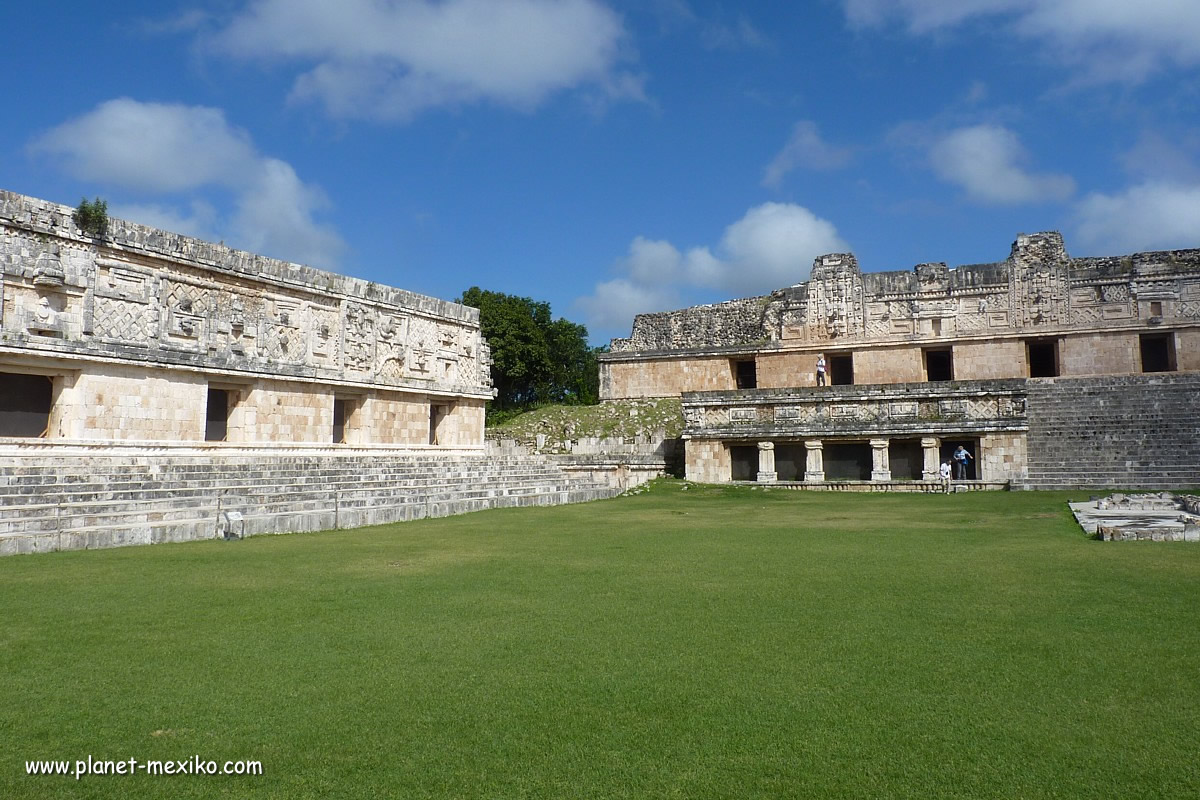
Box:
left=2, top=483, right=1199, bottom=799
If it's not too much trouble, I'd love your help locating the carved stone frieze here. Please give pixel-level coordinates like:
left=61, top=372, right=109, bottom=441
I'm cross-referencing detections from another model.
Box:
left=610, top=230, right=1200, bottom=360
left=0, top=189, right=494, bottom=397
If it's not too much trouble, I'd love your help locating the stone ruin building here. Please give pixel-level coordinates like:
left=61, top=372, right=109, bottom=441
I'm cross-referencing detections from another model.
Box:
left=599, top=232, right=1200, bottom=489
left=0, top=190, right=614, bottom=555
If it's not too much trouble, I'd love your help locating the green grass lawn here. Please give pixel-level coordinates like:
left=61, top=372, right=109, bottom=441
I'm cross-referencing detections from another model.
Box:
left=2, top=482, right=1199, bottom=799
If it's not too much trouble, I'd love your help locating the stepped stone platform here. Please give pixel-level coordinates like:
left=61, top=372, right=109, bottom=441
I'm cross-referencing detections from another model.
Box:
left=0, top=445, right=619, bottom=556
left=1023, top=373, right=1200, bottom=490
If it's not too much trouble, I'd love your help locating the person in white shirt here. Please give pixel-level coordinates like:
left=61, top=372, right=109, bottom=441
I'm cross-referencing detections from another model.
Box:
left=816, top=354, right=826, bottom=386
left=939, top=459, right=952, bottom=493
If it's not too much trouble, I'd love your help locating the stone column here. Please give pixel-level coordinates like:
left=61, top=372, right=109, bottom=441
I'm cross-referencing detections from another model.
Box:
left=870, top=438, right=891, bottom=482
left=757, top=441, right=777, bottom=483
left=804, top=439, right=825, bottom=483
left=921, top=437, right=940, bottom=481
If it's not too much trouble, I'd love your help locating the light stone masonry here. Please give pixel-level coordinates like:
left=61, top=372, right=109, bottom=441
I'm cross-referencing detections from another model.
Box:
left=612, top=231, right=1200, bottom=489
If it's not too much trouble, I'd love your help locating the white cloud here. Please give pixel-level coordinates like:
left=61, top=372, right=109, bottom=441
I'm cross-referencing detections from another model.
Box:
left=574, top=278, right=683, bottom=331
left=1120, top=131, right=1200, bottom=183
left=715, top=203, right=848, bottom=291
left=205, top=0, right=642, bottom=121
left=30, top=99, right=345, bottom=268
left=842, top=0, right=1200, bottom=83
left=576, top=202, right=848, bottom=336
left=1074, top=181, right=1200, bottom=254
left=929, top=124, right=1075, bottom=205
left=762, top=120, right=853, bottom=188
left=30, top=99, right=257, bottom=193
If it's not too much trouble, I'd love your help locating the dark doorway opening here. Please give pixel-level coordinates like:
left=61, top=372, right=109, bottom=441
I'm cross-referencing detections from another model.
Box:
left=1026, top=339, right=1060, bottom=378
left=888, top=439, right=924, bottom=480
left=205, top=389, right=229, bottom=441
left=829, top=354, right=854, bottom=386
left=0, top=373, right=52, bottom=437
left=925, top=348, right=954, bottom=381
left=429, top=404, right=443, bottom=445
left=775, top=444, right=804, bottom=481
left=940, top=438, right=980, bottom=481
left=730, top=445, right=757, bottom=481
left=733, top=359, right=757, bottom=389
left=1140, top=333, right=1176, bottom=373
left=824, top=442, right=872, bottom=481
left=333, top=398, right=348, bottom=444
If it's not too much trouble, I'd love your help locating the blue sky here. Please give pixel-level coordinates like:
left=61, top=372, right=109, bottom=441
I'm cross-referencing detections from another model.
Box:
left=4, top=1, right=1200, bottom=344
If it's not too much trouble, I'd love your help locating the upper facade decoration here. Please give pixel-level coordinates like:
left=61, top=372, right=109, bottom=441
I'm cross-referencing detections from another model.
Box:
left=609, top=232, right=1200, bottom=354
left=0, top=191, right=493, bottom=397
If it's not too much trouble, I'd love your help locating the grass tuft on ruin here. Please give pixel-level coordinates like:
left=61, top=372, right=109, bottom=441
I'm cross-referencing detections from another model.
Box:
left=486, top=397, right=683, bottom=444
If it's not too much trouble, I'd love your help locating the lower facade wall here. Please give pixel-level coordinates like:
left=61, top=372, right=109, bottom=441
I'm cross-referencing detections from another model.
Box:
left=57, top=366, right=207, bottom=440
left=603, top=357, right=736, bottom=399
left=978, top=433, right=1026, bottom=483
left=685, top=434, right=1027, bottom=485
left=2, top=360, right=485, bottom=447
left=685, top=439, right=730, bottom=483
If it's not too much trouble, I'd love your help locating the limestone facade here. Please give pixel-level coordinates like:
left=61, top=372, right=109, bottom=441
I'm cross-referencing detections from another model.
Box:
left=601, top=232, right=1200, bottom=488
left=0, top=190, right=492, bottom=450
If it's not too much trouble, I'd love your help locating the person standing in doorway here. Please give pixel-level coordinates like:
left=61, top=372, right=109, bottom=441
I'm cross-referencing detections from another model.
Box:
left=953, top=445, right=973, bottom=480
left=816, top=354, right=826, bottom=386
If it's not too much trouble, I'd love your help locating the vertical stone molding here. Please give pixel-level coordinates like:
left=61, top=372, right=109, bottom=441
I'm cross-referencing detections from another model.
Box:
left=757, top=440, right=777, bottom=483
left=921, top=437, right=941, bottom=481
left=804, top=439, right=825, bottom=483
left=870, top=438, right=891, bottom=482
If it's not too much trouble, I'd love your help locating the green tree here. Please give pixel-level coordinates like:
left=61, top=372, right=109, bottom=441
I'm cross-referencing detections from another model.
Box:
left=72, top=197, right=109, bottom=237
left=458, top=287, right=600, bottom=412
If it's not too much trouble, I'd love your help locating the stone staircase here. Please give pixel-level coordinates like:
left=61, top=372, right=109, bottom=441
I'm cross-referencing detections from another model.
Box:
left=1022, top=372, right=1200, bottom=490
left=0, top=451, right=620, bottom=556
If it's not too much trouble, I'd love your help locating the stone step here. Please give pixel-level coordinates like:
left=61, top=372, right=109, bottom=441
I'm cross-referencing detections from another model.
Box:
left=0, top=466, right=574, bottom=501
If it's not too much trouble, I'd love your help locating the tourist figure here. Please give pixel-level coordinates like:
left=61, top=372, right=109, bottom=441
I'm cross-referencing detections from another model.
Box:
left=816, top=354, right=826, bottom=386
left=952, top=445, right=973, bottom=480
left=939, top=459, right=952, bottom=494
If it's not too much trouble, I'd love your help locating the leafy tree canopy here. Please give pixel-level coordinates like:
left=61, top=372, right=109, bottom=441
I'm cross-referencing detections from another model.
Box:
left=458, top=287, right=604, bottom=413
left=72, top=197, right=108, bottom=238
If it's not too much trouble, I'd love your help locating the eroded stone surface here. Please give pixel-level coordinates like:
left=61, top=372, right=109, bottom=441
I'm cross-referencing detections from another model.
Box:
left=1070, top=492, right=1200, bottom=541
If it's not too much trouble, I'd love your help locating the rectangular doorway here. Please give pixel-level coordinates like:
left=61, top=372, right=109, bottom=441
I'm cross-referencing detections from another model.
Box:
left=888, top=439, right=924, bottom=481
left=940, top=438, right=980, bottom=481
left=0, top=373, right=53, bottom=437
left=1140, top=333, right=1176, bottom=373
left=924, top=348, right=954, bottom=381
left=332, top=398, right=350, bottom=444
left=823, top=442, right=872, bottom=481
left=730, top=445, right=757, bottom=481
left=775, top=444, right=804, bottom=481
left=829, top=353, right=854, bottom=385
left=205, top=388, right=229, bottom=441
left=1026, top=339, right=1060, bottom=378
left=733, top=359, right=757, bottom=389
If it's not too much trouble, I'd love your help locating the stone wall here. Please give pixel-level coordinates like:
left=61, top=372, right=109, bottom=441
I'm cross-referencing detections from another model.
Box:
left=681, top=379, right=1029, bottom=440
left=601, top=354, right=740, bottom=399
left=609, top=296, right=767, bottom=353
left=978, top=432, right=1027, bottom=484
left=684, top=439, right=728, bottom=484
left=0, top=190, right=493, bottom=407
left=602, top=231, right=1200, bottom=399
